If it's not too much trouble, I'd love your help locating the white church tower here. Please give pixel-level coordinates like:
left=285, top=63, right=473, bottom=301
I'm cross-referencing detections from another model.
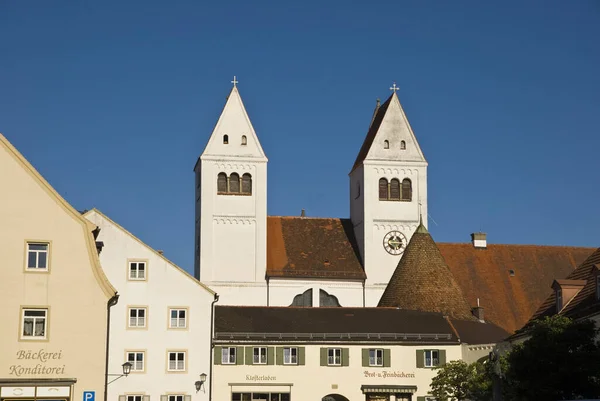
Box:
left=194, top=78, right=268, bottom=305
left=349, top=84, right=428, bottom=306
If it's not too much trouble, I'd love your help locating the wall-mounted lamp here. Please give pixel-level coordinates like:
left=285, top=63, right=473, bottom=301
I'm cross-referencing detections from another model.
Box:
left=195, top=373, right=208, bottom=392
left=107, top=362, right=133, bottom=385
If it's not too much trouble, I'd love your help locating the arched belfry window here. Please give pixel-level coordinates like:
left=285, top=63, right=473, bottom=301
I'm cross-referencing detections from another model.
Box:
left=384, top=140, right=389, bottom=149
left=229, top=173, right=240, bottom=193
left=223, top=134, right=229, bottom=144
left=379, top=178, right=388, bottom=200
left=390, top=179, right=400, bottom=200
left=401, top=178, right=412, bottom=201
left=217, top=173, right=227, bottom=193
left=242, top=173, right=252, bottom=194
left=241, top=135, right=247, bottom=145
left=290, top=289, right=313, bottom=307
left=400, top=140, right=406, bottom=150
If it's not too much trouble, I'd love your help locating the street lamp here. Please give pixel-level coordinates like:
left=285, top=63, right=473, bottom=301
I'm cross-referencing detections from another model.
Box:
left=195, top=373, right=208, bottom=392
left=107, top=362, right=133, bottom=385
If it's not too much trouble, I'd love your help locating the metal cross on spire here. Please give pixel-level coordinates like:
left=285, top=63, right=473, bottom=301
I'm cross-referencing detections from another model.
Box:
left=231, top=76, right=239, bottom=88
left=389, top=82, right=399, bottom=93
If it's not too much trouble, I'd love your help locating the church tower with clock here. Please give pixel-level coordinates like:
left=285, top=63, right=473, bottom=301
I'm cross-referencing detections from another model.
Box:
left=349, top=84, right=428, bottom=305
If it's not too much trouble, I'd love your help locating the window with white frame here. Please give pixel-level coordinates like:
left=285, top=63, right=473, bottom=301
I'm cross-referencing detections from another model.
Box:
left=168, top=396, right=184, bottom=401
left=169, top=308, right=186, bottom=328
left=129, top=308, right=146, bottom=328
left=369, top=349, right=383, bottom=366
left=127, top=396, right=143, bottom=401
left=129, top=261, right=146, bottom=280
left=283, top=347, right=297, bottom=365
left=424, top=350, right=440, bottom=367
left=22, top=308, right=47, bottom=339
left=253, top=347, right=267, bottom=364
left=26, top=243, right=49, bottom=270
left=328, top=348, right=341, bottom=366
left=126, top=351, right=145, bottom=371
left=168, top=351, right=186, bottom=371
left=222, top=347, right=236, bottom=364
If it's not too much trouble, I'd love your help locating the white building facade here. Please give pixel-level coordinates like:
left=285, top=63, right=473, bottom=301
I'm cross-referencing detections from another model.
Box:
left=85, top=209, right=217, bottom=401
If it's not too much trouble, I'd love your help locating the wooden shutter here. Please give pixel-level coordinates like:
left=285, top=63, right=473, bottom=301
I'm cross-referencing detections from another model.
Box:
left=276, top=347, right=283, bottom=365
left=379, top=178, right=388, bottom=200
left=383, top=349, right=391, bottom=367
left=213, top=346, right=222, bottom=365
left=217, top=173, right=227, bottom=193
left=320, top=348, right=327, bottom=366
left=245, top=346, right=253, bottom=365
left=439, top=349, right=446, bottom=366
left=267, top=347, right=275, bottom=365
left=416, top=350, right=424, bottom=368
left=184, top=396, right=191, bottom=401
left=118, top=396, right=126, bottom=401
left=298, top=347, right=305, bottom=365
left=401, top=178, right=412, bottom=201
left=417, top=397, right=425, bottom=401
left=362, top=349, right=369, bottom=367
left=390, top=179, right=400, bottom=200
left=236, top=346, right=244, bottom=365
left=229, top=173, right=240, bottom=193
left=342, top=348, right=349, bottom=367
left=160, top=396, right=168, bottom=401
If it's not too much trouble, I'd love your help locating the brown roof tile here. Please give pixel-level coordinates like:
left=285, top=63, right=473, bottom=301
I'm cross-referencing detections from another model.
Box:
left=266, top=216, right=365, bottom=280
left=438, top=243, right=595, bottom=334
left=378, top=224, right=475, bottom=321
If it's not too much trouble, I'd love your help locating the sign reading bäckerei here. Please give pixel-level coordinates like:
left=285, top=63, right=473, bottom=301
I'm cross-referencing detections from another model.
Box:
left=8, top=349, right=65, bottom=377
left=363, top=370, right=415, bottom=378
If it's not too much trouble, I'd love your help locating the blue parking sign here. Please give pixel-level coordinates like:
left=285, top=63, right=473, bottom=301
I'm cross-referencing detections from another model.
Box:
left=83, top=391, right=95, bottom=401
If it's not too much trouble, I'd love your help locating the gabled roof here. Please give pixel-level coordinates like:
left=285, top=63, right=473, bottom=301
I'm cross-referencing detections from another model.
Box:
left=529, top=247, right=600, bottom=322
left=266, top=216, right=365, bottom=280
left=438, top=243, right=594, bottom=334
left=351, top=94, right=392, bottom=173
left=378, top=223, right=475, bottom=320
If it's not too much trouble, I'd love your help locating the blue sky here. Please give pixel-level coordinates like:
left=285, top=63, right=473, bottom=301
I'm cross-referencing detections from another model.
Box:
left=1, top=1, right=599, bottom=272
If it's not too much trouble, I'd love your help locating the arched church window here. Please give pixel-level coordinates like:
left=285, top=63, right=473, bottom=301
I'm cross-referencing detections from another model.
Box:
left=223, top=134, right=229, bottom=144
left=379, top=178, right=388, bottom=200
left=217, top=173, right=227, bottom=193
left=242, top=173, right=252, bottom=194
left=229, top=173, right=240, bottom=193
left=290, top=289, right=313, bottom=307
left=319, top=289, right=341, bottom=307
left=390, top=179, right=400, bottom=200
left=400, top=140, right=406, bottom=150
left=241, top=135, right=247, bottom=145
left=401, top=178, right=412, bottom=201
left=384, top=140, right=389, bottom=149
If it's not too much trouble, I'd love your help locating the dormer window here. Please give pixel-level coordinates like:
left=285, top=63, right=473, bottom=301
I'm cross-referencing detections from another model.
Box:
left=384, top=140, right=389, bottom=149
left=556, top=289, right=563, bottom=312
left=223, top=134, right=229, bottom=144
left=241, top=135, right=247, bottom=145
left=400, top=140, right=406, bottom=150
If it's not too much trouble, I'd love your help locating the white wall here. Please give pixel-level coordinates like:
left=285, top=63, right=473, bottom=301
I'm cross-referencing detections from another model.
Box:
left=85, top=210, right=216, bottom=401
left=268, top=279, right=364, bottom=307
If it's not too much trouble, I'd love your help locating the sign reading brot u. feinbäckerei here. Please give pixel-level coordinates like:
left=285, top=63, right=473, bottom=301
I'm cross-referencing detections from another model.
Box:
left=363, top=370, right=415, bottom=378
left=9, top=349, right=65, bottom=377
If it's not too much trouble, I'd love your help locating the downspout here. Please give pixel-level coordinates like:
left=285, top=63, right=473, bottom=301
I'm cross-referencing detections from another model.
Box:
left=266, top=277, right=270, bottom=306
left=104, top=293, right=119, bottom=401
left=209, top=293, right=219, bottom=401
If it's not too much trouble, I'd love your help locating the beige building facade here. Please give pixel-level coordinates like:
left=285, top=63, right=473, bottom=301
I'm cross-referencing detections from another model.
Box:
left=0, top=134, right=117, bottom=401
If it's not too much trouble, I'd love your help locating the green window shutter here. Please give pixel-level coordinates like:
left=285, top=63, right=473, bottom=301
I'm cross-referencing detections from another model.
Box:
left=298, top=347, right=305, bottom=365
left=342, top=348, right=350, bottom=367
left=236, top=346, right=245, bottom=365
left=417, top=397, right=425, bottom=401
left=439, top=349, right=446, bottom=366
left=362, top=349, right=369, bottom=367
left=276, top=347, right=283, bottom=365
left=383, top=349, right=391, bottom=367
left=320, top=348, right=327, bottom=366
left=213, top=346, right=222, bottom=365
left=416, top=350, right=424, bottom=368
left=267, top=347, right=275, bottom=365
left=245, top=347, right=253, bottom=365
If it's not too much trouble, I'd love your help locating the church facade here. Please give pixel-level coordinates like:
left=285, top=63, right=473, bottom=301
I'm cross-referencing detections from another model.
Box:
left=194, top=82, right=427, bottom=307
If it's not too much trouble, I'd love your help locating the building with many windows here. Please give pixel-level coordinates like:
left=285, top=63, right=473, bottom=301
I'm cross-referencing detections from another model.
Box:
left=84, top=209, right=217, bottom=401
left=0, top=134, right=117, bottom=401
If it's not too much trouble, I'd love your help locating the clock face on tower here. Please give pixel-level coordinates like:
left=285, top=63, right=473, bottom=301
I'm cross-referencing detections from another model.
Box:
left=383, top=231, right=407, bottom=255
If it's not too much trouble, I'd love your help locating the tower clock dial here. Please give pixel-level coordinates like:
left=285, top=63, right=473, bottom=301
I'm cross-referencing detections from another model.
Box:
left=383, top=231, right=407, bottom=255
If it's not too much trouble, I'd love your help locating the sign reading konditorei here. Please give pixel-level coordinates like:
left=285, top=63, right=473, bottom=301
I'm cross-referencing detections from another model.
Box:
left=9, top=349, right=65, bottom=377
left=363, top=370, right=415, bottom=379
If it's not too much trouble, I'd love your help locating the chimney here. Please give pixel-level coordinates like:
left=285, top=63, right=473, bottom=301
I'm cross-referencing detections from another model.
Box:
left=300, top=209, right=306, bottom=217
left=157, top=250, right=164, bottom=255
left=471, top=298, right=485, bottom=322
left=471, top=232, right=487, bottom=249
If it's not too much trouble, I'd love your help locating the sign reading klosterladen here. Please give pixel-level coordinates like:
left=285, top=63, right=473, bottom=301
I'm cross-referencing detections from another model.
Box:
left=9, top=349, right=65, bottom=377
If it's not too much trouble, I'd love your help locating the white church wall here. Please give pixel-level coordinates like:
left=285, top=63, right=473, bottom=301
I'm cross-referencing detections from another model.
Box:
left=207, top=282, right=268, bottom=306
left=268, top=279, right=364, bottom=307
